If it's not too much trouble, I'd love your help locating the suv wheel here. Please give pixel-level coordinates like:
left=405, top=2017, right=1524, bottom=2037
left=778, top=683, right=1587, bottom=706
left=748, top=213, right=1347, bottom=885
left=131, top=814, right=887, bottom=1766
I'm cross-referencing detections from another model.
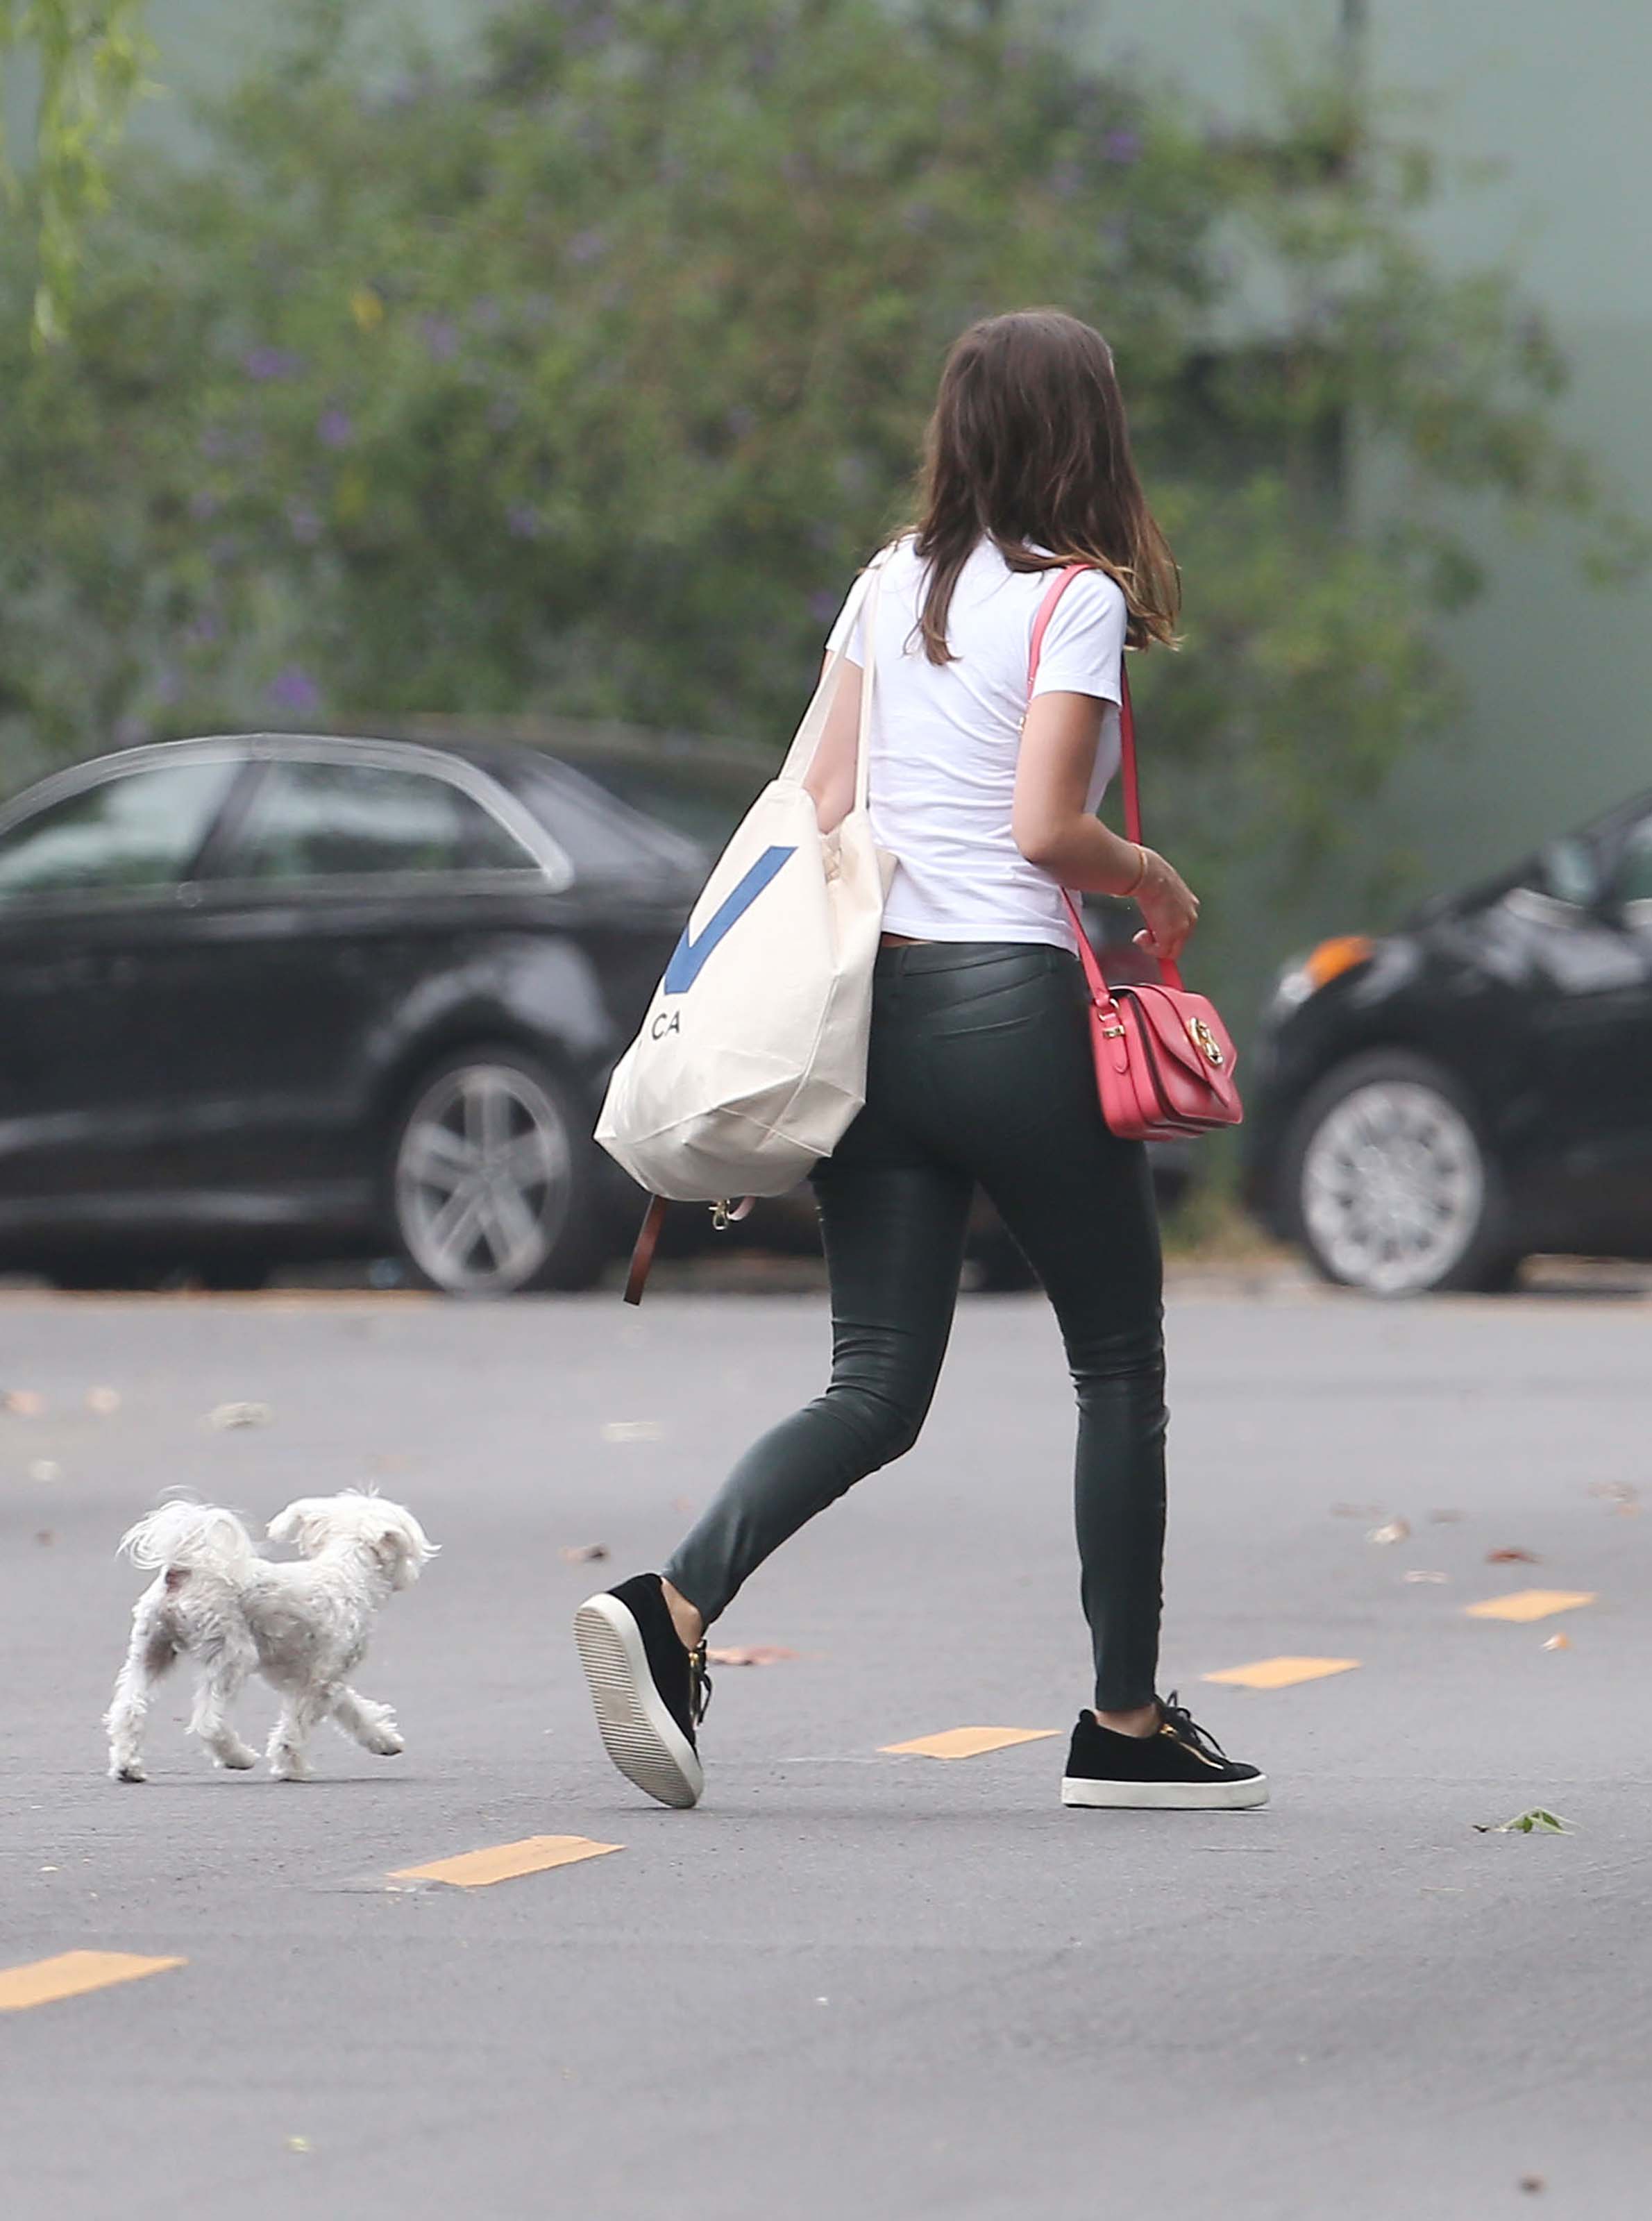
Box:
left=1282, top=1050, right=1518, bottom=1295
left=391, top=1047, right=609, bottom=1295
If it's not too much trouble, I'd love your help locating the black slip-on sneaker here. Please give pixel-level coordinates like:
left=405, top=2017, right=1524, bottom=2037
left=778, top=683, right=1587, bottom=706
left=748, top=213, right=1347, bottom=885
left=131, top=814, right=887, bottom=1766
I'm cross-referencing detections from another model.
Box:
left=574, top=1572, right=711, bottom=1809
left=1061, top=1693, right=1269, bottom=1810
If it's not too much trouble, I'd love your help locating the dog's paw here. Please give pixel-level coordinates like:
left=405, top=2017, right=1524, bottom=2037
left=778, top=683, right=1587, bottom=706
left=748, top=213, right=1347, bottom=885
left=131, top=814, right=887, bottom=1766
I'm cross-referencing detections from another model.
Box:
left=366, top=1725, right=405, bottom=1757
left=269, top=1753, right=312, bottom=1783
left=217, top=1743, right=259, bottom=1771
left=109, top=1761, right=146, bottom=1783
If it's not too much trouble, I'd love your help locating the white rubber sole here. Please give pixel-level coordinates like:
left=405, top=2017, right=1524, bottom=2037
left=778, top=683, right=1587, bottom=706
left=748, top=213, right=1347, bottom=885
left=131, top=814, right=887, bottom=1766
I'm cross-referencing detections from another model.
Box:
left=1061, top=1772, right=1270, bottom=1810
left=573, top=1591, right=704, bottom=1810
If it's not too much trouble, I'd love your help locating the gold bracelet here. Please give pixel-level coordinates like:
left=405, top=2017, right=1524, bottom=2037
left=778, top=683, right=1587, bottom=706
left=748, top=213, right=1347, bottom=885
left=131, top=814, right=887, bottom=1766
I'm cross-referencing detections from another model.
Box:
left=1121, top=843, right=1148, bottom=898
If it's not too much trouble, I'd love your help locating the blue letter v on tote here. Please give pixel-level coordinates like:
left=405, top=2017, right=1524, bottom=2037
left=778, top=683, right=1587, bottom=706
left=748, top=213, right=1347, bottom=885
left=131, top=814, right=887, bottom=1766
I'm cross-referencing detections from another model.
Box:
left=664, top=845, right=796, bottom=994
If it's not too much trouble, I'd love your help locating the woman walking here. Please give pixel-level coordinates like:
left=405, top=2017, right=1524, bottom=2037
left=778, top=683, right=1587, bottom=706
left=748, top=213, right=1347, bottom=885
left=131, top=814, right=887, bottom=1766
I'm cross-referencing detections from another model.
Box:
left=575, top=309, right=1265, bottom=1814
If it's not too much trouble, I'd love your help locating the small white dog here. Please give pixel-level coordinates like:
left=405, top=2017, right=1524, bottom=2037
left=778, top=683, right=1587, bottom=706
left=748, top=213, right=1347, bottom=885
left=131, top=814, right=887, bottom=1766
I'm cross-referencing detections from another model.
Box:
left=105, top=1491, right=437, bottom=1783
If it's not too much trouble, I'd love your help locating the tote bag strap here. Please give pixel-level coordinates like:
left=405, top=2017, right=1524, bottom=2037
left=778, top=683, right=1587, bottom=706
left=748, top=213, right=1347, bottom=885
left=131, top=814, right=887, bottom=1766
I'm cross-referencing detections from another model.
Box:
left=777, top=549, right=888, bottom=800
left=1027, top=564, right=1181, bottom=993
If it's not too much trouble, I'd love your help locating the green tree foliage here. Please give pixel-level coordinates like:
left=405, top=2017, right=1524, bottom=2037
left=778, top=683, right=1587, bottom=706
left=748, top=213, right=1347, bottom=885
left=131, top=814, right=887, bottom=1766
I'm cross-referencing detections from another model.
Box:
left=0, top=0, right=1637, bottom=936
left=0, top=0, right=153, bottom=341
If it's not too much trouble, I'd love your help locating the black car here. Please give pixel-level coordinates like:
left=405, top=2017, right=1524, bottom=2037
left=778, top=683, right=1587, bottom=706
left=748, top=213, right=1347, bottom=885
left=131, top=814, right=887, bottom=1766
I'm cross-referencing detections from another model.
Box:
left=1242, top=789, right=1652, bottom=1294
left=0, top=732, right=702, bottom=1291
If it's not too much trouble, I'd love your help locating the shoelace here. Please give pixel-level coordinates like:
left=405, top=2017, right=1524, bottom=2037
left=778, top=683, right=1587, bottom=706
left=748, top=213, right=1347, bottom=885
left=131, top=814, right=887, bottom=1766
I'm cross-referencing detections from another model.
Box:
left=688, top=1641, right=714, bottom=1728
left=1158, top=1690, right=1229, bottom=1763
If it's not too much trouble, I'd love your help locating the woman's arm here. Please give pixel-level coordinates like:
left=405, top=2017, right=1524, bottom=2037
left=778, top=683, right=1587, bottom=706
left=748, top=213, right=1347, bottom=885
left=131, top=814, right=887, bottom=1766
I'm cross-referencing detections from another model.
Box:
left=802, top=656, right=861, bottom=834
left=1013, top=690, right=1200, bottom=960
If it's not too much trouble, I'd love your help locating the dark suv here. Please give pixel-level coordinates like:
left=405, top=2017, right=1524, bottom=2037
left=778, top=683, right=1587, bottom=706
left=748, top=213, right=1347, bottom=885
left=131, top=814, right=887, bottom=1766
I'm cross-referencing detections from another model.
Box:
left=0, top=733, right=700, bottom=1291
left=1242, top=790, right=1652, bottom=1294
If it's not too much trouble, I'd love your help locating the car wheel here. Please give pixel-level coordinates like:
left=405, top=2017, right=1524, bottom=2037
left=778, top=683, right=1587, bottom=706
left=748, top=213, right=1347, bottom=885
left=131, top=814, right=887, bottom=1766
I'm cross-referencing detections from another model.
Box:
left=390, top=1046, right=609, bottom=1295
left=1281, top=1049, right=1518, bottom=1295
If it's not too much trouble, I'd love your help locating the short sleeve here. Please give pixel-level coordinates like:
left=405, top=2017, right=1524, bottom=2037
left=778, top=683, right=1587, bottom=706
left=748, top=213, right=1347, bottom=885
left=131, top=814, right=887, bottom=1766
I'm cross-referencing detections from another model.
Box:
left=823, top=582, right=866, bottom=665
left=1029, top=571, right=1127, bottom=704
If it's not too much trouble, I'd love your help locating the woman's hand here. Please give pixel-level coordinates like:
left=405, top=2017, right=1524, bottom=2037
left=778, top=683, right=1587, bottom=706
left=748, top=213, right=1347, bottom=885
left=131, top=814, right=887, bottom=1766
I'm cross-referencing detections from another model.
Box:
left=1132, top=850, right=1199, bottom=962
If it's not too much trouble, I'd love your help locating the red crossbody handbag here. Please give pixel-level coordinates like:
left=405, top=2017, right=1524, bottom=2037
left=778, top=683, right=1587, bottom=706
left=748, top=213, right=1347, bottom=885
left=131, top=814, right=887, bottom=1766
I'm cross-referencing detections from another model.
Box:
left=1028, top=566, right=1242, bottom=1141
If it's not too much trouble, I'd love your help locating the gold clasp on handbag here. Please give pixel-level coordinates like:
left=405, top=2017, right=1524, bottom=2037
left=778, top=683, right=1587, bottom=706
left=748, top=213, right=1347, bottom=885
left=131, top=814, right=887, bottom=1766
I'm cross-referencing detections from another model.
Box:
left=709, top=1198, right=755, bottom=1232
left=1188, top=1015, right=1225, bottom=1067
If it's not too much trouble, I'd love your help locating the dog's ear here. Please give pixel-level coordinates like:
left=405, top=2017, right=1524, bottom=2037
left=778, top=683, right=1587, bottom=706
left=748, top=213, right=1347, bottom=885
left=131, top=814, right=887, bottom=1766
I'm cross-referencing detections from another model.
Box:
left=373, top=1509, right=437, bottom=1590
left=267, top=1501, right=324, bottom=1554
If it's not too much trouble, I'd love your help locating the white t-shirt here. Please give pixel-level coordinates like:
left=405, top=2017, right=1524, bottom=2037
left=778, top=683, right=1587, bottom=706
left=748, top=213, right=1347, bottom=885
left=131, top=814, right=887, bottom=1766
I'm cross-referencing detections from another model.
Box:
left=824, top=535, right=1125, bottom=948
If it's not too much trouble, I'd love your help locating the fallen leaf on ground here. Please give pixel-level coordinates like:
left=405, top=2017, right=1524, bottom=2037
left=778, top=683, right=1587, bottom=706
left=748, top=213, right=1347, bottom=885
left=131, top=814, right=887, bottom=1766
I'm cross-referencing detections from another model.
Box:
left=28, top=1460, right=62, bottom=1483
left=669, top=1494, right=696, bottom=1514
left=559, top=1543, right=609, bottom=1564
left=34, top=1530, right=53, bottom=1546
left=600, top=1420, right=663, bottom=1443
left=2, top=1389, right=43, bottom=1417
left=1587, top=1482, right=1637, bottom=1509
left=285, top=2136, right=312, bottom=2154
left=1541, top=1634, right=1571, bottom=1651
left=1519, top=2176, right=1546, bottom=2194
left=1402, top=1569, right=1449, bottom=1583
left=206, top=1401, right=272, bottom=1429
left=1367, top=1518, right=1410, bottom=1546
left=1427, top=1508, right=1465, bottom=1523
left=1487, top=1546, right=1539, bottom=1563
left=85, top=1386, right=121, bottom=1415
left=1331, top=1503, right=1382, bottom=1519
left=705, top=1644, right=799, bottom=1667
left=1472, top=1808, right=1571, bottom=1835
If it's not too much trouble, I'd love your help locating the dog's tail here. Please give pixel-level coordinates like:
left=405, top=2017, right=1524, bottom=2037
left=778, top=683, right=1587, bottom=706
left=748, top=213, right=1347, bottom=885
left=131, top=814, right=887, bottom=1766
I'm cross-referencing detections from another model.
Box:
left=117, top=1498, right=259, bottom=1583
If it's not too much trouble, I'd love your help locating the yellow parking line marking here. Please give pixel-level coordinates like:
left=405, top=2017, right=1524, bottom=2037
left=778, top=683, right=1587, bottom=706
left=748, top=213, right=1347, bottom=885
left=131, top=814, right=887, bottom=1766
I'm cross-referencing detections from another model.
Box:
left=0, top=1950, right=185, bottom=2013
left=389, top=1836, right=622, bottom=1889
left=879, top=1727, right=1059, bottom=1761
left=1465, top=1589, right=1596, bottom=1623
left=1203, top=1656, right=1360, bottom=1691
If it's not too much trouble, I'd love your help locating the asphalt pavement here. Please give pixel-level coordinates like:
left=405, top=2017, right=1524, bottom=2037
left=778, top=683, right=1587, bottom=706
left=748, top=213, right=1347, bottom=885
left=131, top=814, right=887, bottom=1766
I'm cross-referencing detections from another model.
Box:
left=1, top=1277, right=1649, bottom=2220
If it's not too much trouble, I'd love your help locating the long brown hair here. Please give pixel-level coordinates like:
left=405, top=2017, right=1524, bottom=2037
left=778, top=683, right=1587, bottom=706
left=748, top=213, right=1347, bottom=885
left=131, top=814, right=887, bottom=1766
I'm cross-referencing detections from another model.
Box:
left=910, top=309, right=1180, bottom=664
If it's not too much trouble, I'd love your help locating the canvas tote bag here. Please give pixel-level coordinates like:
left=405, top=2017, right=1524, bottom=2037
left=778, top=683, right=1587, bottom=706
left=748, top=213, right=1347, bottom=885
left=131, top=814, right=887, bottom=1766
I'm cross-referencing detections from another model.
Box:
left=596, top=557, right=893, bottom=1251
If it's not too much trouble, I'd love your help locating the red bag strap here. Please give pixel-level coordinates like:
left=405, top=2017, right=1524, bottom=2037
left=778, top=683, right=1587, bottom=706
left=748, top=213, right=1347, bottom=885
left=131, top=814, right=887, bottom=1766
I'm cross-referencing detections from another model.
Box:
left=1027, top=564, right=1181, bottom=993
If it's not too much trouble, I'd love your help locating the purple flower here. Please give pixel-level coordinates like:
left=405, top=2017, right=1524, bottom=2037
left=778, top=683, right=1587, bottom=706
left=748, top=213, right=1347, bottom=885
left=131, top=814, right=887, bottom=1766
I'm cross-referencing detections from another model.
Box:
left=567, top=229, right=606, bottom=266
left=469, top=297, right=503, bottom=331
left=189, top=489, right=219, bottom=522
left=1102, top=128, right=1143, bottom=165
left=268, top=667, right=321, bottom=717
left=725, top=405, right=755, bottom=440
left=1047, top=160, right=1083, bottom=200
left=318, top=408, right=354, bottom=448
left=287, top=503, right=323, bottom=546
left=200, top=425, right=233, bottom=461
left=154, top=664, right=181, bottom=705
left=115, top=714, right=149, bottom=748
left=244, top=346, right=303, bottom=382
left=184, top=612, right=221, bottom=648
left=506, top=505, right=543, bottom=541
left=420, top=315, right=459, bottom=362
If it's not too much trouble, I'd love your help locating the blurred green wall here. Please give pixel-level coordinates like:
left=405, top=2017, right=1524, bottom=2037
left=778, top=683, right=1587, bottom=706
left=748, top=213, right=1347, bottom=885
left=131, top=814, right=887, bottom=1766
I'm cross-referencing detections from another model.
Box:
left=1084, top=0, right=1652, bottom=918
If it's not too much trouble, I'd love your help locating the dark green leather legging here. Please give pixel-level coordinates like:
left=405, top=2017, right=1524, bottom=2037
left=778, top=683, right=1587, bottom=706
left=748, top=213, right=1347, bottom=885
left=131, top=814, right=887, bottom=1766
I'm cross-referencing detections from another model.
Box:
left=664, top=940, right=1168, bottom=1711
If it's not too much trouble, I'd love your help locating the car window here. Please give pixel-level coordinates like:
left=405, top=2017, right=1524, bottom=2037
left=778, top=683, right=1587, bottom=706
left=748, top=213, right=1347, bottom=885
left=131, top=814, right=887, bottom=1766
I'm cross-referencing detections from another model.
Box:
left=224, top=759, right=538, bottom=881
left=0, top=759, right=239, bottom=902
left=514, top=759, right=716, bottom=876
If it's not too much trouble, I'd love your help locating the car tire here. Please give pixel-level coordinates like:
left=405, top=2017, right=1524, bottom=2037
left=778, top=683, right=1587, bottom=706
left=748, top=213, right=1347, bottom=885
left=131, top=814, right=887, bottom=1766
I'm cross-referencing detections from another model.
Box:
left=389, top=1045, right=609, bottom=1296
left=1280, top=1049, right=1519, bottom=1296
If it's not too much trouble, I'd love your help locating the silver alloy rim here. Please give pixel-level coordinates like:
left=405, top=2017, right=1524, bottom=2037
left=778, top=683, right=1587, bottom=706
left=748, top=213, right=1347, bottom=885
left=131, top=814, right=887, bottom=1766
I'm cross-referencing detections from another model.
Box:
left=394, top=1063, right=571, bottom=1294
left=1299, top=1079, right=1485, bottom=1295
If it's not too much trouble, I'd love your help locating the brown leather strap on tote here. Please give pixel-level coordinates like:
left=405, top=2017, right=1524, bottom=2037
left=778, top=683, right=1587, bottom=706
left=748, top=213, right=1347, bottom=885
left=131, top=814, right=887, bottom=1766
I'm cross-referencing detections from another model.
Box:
left=623, top=1194, right=668, bottom=1306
